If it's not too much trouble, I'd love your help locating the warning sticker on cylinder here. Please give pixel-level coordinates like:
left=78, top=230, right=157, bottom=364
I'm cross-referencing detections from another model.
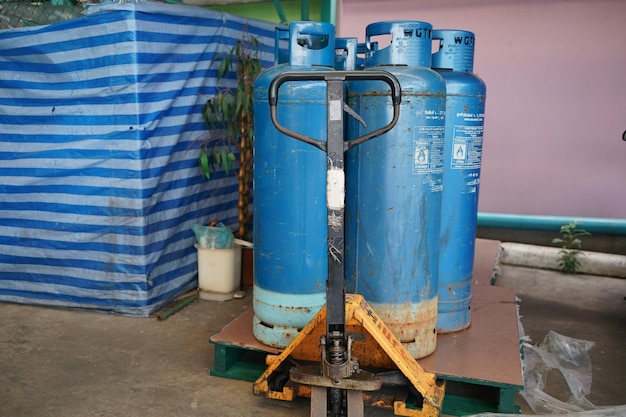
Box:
left=451, top=125, right=483, bottom=170
left=413, top=126, right=445, bottom=175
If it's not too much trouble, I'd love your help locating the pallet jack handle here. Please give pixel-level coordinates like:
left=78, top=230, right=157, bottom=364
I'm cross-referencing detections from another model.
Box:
left=268, top=70, right=401, bottom=417
left=268, top=70, right=401, bottom=347
left=268, top=70, right=401, bottom=152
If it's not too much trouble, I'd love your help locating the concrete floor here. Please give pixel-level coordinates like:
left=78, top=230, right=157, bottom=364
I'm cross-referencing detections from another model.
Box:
left=1, top=265, right=625, bottom=417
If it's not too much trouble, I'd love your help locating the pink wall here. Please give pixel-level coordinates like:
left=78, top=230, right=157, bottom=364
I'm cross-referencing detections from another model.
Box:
left=338, top=0, right=626, bottom=219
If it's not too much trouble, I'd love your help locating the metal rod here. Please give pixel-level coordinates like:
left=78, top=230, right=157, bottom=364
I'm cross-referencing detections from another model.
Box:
left=155, top=291, right=199, bottom=321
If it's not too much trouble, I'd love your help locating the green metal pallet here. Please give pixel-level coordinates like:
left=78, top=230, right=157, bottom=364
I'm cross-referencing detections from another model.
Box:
left=210, top=341, right=268, bottom=382
left=209, top=335, right=521, bottom=415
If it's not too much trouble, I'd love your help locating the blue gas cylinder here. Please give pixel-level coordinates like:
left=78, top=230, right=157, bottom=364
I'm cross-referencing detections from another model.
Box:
left=432, top=29, right=486, bottom=333
left=345, top=21, right=446, bottom=358
left=252, top=21, right=336, bottom=348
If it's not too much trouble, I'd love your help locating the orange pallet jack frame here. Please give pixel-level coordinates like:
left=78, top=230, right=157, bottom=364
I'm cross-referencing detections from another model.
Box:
left=253, top=293, right=446, bottom=417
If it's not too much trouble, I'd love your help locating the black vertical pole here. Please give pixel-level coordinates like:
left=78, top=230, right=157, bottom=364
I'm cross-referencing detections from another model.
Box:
left=325, top=74, right=347, bottom=417
left=325, top=75, right=346, bottom=339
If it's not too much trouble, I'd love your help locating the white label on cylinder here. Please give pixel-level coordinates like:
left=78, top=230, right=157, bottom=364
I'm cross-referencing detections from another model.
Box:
left=451, top=124, right=483, bottom=170
left=329, top=100, right=342, bottom=121
left=327, top=168, right=345, bottom=210
left=413, top=125, right=445, bottom=175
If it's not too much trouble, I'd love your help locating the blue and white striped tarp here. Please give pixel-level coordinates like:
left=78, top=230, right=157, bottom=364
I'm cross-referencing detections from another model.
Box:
left=0, top=1, right=276, bottom=316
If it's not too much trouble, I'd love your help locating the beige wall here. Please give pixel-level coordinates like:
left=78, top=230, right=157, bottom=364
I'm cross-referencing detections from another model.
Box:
left=338, top=0, right=626, bottom=219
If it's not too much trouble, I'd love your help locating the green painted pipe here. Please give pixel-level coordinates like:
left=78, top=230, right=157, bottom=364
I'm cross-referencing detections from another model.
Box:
left=272, top=0, right=287, bottom=24
left=477, top=212, right=626, bottom=235
left=301, top=0, right=309, bottom=20
left=321, top=0, right=336, bottom=24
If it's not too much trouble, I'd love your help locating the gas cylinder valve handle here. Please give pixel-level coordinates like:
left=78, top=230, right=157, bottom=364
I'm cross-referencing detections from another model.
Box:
left=268, top=70, right=401, bottom=151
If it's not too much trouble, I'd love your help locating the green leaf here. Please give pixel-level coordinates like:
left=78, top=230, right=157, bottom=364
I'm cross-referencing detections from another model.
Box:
left=214, top=148, right=221, bottom=165
left=203, top=101, right=217, bottom=128
left=199, top=150, right=211, bottom=180
left=221, top=148, right=230, bottom=174
left=241, top=92, right=250, bottom=113
left=236, top=90, right=243, bottom=114
left=217, top=56, right=231, bottom=79
left=226, top=152, right=235, bottom=172
left=231, top=126, right=239, bottom=142
left=252, top=60, right=261, bottom=76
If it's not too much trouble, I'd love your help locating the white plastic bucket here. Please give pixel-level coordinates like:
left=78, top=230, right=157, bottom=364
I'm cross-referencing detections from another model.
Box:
left=195, top=244, right=242, bottom=301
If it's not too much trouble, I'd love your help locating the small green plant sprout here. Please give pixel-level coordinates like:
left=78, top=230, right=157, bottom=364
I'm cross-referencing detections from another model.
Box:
left=552, top=222, right=591, bottom=274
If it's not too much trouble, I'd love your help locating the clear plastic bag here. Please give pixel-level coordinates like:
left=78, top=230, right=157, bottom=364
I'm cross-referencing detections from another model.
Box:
left=469, top=405, right=626, bottom=417
left=192, top=223, right=234, bottom=249
left=468, top=330, right=626, bottom=417
left=521, top=330, right=597, bottom=414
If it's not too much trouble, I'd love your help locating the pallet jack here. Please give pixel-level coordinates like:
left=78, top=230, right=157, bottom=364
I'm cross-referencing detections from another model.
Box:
left=252, top=71, right=446, bottom=417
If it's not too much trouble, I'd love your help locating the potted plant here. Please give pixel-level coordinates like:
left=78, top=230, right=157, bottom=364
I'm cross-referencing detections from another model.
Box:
left=198, top=31, right=262, bottom=288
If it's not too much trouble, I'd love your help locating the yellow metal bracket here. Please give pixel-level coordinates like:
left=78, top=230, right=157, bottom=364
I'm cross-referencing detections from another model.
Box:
left=253, top=294, right=446, bottom=417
